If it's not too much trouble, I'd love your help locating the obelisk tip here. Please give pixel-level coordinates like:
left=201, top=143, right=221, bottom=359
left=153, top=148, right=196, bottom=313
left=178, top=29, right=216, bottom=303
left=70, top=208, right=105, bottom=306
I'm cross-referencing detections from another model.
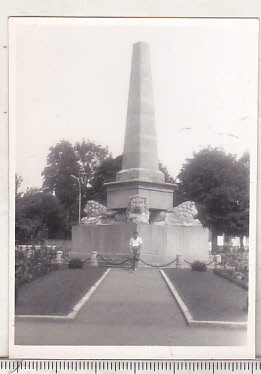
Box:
left=133, top=41, right=149, bottom=48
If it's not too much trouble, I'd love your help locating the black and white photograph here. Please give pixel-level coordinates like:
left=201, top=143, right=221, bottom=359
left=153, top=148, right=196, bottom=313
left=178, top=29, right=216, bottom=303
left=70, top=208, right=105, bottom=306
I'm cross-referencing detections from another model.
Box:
left=9, top=17, right=258, bottom=359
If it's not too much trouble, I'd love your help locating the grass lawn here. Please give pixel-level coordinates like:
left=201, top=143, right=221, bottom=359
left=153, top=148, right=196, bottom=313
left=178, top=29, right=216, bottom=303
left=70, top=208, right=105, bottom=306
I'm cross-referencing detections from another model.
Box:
left=15, top=267, right=106, bottom=316
left=164, top=269, right=248, bottom=322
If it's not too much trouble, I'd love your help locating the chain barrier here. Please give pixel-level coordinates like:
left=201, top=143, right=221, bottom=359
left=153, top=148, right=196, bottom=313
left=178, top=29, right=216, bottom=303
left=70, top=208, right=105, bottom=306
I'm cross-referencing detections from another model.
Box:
left=62, top=253, right=216, bottom=268
left=97, top=254, right=177, bottom=268
left=139, top=258, right=177, bottom=268
left=82, top=258, right=91, bottom=263
left=62, top=255, right=70, bottom=263
left=96, top=254, right=131, bottom=266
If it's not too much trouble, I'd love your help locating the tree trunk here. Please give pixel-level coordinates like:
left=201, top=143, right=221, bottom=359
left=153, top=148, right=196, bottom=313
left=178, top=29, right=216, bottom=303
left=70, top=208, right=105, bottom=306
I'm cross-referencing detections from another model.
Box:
left=211, top=230, right=218, bottom=252
left=224, top=234, right=231, bottom=245
left=240, top=235, right=244, bottom=249
left=66, top=206, right=69, bottom=222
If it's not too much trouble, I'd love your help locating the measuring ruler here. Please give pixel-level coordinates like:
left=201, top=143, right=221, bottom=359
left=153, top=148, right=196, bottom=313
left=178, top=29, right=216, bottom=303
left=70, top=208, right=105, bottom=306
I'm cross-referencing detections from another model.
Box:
left=0, top=361, right=261, bottom=374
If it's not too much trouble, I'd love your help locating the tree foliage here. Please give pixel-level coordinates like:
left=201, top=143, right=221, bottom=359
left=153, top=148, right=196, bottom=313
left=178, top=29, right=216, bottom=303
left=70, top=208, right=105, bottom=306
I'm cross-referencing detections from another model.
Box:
left=74, top=139, right=110, bottom=184
left=89, top=155, right=123, bottom=204
left=15, top=174, right=23, bottom=195
left=74, top=139, right=111, bottom=207
left=42, top=140, right=79, bottom=220
left=176, top=148, right=249, bottom=240
left=41, top=139, right=110, bottom=221
left=15, top=188, right=69, bottom=243
left=159, top=162, right=175, bottom=184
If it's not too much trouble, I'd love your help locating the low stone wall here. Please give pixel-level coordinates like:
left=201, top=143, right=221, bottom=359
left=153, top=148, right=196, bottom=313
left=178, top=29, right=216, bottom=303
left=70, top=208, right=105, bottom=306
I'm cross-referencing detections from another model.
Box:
left=137, top=224, right=209, bottom=264
left=71, top=223, right=209, bottom=266
left=72, top=222, right=136, bottom=259
left=44, top=239, right=72, bottom=249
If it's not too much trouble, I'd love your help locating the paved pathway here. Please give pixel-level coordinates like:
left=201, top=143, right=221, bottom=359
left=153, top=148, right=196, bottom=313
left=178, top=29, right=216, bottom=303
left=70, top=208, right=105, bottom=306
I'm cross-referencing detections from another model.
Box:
left=15, top=269, right=247, bottom=346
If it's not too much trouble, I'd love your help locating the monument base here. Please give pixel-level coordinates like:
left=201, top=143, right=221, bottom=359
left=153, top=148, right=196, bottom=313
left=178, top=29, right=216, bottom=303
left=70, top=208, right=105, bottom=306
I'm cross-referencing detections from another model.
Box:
left=105, top=180, right=175, bottom=210
left=71, top=223, right=209, bottom=267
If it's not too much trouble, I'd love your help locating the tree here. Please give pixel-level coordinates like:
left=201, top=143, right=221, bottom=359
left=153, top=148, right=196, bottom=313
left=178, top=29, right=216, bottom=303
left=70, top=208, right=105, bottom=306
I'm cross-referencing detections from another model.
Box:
left=159, top=162, right=175, bottom=184
left=235, top=152, right=250, bottom=247
left=74, top=139, right=111, bottom=207
left=15, top=173, right=26, bottom=241
left=15, top=174, right=23, bottom=195
left=176, top=148, right=249, bottom=249
left=90, top=155, right=123, bottom=204
left=42, top=140, right=79, bottom=221
left=74, top=139, right=110, bottom=183
left=15, top=188, right=69, bottom=243
left=42, top=139, right=110, bottom=222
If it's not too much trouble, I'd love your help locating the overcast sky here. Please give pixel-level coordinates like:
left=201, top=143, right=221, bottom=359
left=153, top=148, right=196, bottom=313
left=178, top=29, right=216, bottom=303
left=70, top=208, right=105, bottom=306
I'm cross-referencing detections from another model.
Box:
left=10, top=18, right=258, bottom=191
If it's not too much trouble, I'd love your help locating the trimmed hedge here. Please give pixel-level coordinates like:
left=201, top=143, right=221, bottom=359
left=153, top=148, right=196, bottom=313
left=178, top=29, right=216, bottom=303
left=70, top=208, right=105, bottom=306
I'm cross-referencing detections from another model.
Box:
left=191, top=260, right=207, bottom=272
left=68, top=258, right=84, bottom=269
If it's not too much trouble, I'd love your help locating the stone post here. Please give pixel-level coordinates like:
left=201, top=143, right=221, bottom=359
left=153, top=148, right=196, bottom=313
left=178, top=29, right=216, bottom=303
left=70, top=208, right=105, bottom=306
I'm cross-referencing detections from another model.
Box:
left=214, top=254, right=222, bottom=268
left=91, top=251, right=98, bottom=267
left=176, top=254, right=183, bottom=268
left=56, top=250, right=63, bottom=264
left=208, top=254, right=215, bottom=268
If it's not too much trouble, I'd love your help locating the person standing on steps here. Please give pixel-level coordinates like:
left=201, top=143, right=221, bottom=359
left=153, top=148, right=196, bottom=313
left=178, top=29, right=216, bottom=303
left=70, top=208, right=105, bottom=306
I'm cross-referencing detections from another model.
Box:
left=129, top=231, right=143, bottom=271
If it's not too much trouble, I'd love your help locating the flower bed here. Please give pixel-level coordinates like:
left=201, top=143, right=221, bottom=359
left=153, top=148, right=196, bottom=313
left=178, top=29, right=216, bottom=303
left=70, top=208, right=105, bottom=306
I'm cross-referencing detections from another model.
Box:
left=15, top=246, right=58, bottom=287
left=213, top=268, right=248, bottom=290
left=214, top=248, right=249, bottom=290
left=211, top=246, right=248, bottom=288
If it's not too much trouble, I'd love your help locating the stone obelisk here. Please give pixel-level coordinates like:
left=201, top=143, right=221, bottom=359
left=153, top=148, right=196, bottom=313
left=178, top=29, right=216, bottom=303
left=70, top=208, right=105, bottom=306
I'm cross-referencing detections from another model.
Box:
left=117, top=42, right=164, bottom=183
left=105, top=42, right=174, bottom=210
left=72, top=42, right=209, bottom=265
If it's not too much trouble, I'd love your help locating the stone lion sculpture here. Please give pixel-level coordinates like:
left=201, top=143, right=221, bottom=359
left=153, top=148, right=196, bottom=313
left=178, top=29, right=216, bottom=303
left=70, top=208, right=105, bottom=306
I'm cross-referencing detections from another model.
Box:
left=81, top=200, right=126, bottom=225
left=150, top=201, right=202, bottom=226
left=125, top=195, right=150, bottom=224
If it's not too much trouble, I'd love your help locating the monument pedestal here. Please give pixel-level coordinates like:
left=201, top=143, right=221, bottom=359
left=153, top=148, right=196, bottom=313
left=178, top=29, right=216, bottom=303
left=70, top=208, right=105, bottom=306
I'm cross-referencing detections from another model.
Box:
left=71, top=223, right=209, bottom=266
left=105, top=179, right=174, bottom=210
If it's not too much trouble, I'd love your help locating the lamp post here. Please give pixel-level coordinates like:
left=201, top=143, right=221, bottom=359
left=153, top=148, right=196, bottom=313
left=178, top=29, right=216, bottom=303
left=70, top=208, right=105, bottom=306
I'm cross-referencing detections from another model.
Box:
left=71, top=175, right=81, bottom=224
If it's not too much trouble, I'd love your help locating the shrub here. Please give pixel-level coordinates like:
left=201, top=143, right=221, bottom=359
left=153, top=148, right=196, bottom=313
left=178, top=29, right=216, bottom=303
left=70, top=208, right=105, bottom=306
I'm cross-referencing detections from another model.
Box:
left=191, top=260, right=207, bottom=272
left=213, top=247, right=249, bottom=285
left=68, top=258, right=84, bottom=269
left=15, top=246, right=57, bottom=287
